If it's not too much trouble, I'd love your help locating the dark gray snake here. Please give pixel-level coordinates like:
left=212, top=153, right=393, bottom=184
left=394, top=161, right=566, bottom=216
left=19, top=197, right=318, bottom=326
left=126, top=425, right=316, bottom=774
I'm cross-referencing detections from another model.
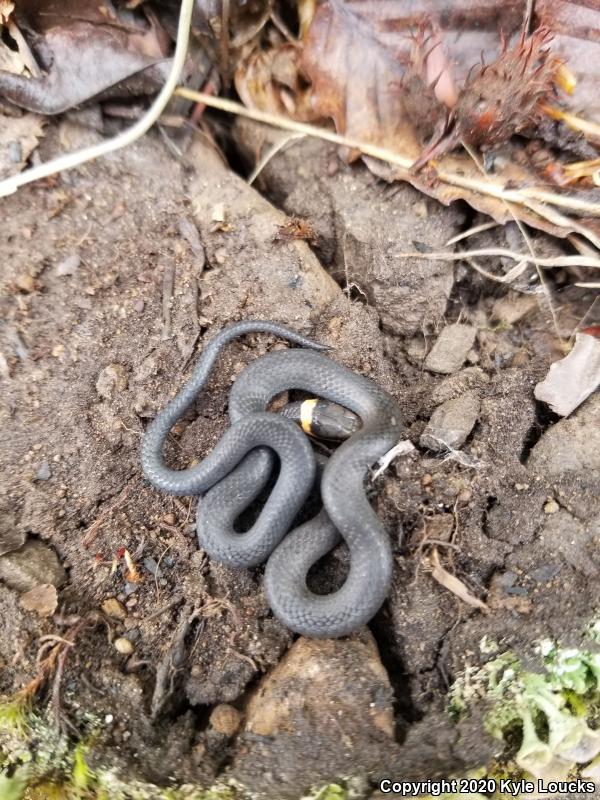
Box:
left=140, top=320, right=403, bottom=637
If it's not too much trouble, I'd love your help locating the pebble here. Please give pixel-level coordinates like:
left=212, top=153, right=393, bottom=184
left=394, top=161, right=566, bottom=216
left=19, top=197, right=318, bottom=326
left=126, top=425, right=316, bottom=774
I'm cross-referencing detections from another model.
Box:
left=424, top=325, right=477, bottom=374
left=143, top=556, right=162, bottom=578
left=15, top=273, right=35, bottom=293
left=55, top=253, right=81, bottom=277
left=20, top=584, right=58, bottom=617
left=544, top=499, right=560, bottom=514
left=0, top=539, right=67, bottom=592
left=209, top=704, right=242, bottom=736
left=132, top=299, right=145, bottom=313
left=113, top=637, right=134, bottom=655
left=96, top=364, right=128, bottom=400
left=420, top=390, right=481, bottom=452
left=431, top=367, right=489, bottom=406
left=0, top=515, right=26, bottom=556
left=101, top=597, right=127, bottom=620
left=34, top=461, right=52, bottom=481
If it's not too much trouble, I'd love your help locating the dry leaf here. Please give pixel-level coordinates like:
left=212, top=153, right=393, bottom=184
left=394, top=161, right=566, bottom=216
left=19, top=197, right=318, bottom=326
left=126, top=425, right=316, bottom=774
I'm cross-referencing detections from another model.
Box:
left=236, top=41, right=315, bottom=120
left=297, top=0, right=600, bottom=244
left=427, top=547, right=489, bottom=613
left=301, top=0, right=420, bottom=155
left=0, top=2, right=170, bottom=114
left=534, top=332, right=600, bottom=416
left=20, top=583, right=58, bottom=617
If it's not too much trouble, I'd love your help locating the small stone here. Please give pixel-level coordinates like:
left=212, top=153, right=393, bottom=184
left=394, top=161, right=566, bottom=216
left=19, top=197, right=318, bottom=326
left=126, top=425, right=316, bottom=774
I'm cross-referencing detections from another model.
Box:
left=34, top=461, right=51, bottom=481
left=420, top=390, right=481, bottom=452
left=0, top=514, right=26, bottom=556
left=51, top=344, right=64, bottom=357
left=132, top=299, right=145, bottom=313
left=15, top=273, right=35, bottom=293
left=8, top=141, right=22, bottom=163
left=209, top=704, right=242, bottom=736
left=404, top=336, right=427, bottom=364
left=0, top=539, right=67, bottom=592
left=544, top=499, right=560, bottom=514
left=55, top=253, right=81, bottom=276
left=105, top=714, right=114, bottom=724
left=431, top=367, right=489, bottom=406
left=424, top=325, right=477, bottom=374
left=96, top=364, right=128, bottom=400
left=102, top=598, right=127, bottom=620
left=143, top=557, right=162, bottom=578
left=515, top=483, right=530, bottom=491
left=20, top=583, right=58, bottom=617
left=214, top=247, right=228, bottom=265
left=162, top=513, right=176, bottom=526
left=114, top=637, right=134, bottom=655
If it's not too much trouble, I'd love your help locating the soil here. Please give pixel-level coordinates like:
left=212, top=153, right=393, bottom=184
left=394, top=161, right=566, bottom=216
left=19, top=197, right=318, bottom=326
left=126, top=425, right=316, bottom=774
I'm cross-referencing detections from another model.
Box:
left=1, top=111, right=600, bottom=799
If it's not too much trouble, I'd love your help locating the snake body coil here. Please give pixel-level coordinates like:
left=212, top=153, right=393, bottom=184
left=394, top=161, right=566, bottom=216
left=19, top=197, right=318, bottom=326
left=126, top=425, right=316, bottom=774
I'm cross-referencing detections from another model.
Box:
left=140, top=320, right=403, bottom=638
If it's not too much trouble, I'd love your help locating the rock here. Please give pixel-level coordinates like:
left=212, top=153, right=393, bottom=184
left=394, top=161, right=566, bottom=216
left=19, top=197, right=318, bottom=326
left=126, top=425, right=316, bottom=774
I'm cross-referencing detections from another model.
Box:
left=55, top=253, right=81, bottom=276
left=534, top=332, right=600, bottom=417
left=0, top=514, right=25, bottom=556
left=96, top=364, right=128, bottom=400
left=528, top=394, right=600, bottom=478
left=34, top=461, right=51, bottom=481
left=114, top=637, right=135, bottom=655
left=424, top=325, right=477, bottom=374
left=431, top=367, right=489, bottom=406
left=209, top=704, right=242, bottom=736
left=420, top=390, right=481, bottom=452
left=20, top=584, right=58, bottom=617
left=544, top=499, right=559, bottom=514
left=0, top=539, right=67, bottom=592
left=15, top=273, right=35, bottom=293
left=231, top=633, right=398, bottom=797
left=102, top=598, right=127, bottom=620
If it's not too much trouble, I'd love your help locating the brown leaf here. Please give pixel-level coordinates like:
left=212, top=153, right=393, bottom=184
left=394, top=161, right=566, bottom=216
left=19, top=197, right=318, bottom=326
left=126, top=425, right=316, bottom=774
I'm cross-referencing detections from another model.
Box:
left=0, top=3, right=170, bottom=114
left=20, top=583, right=58, bottom=617
left=296, top=0, right=600, bottom=243
left=301, top=1, right=420, bottom=155
left=235, top=41, right=315, bottom=120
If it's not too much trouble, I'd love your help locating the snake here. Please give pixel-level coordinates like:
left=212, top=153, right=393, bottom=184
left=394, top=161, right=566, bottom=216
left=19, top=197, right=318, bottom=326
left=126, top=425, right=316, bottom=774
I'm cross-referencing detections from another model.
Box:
left=140, top=320, right=403, bottom=638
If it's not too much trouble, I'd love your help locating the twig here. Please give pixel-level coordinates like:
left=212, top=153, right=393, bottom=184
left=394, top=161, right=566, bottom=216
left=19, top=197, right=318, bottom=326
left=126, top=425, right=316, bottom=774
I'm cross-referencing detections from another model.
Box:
left=0, top=0, right=195, bottom=197
left=248, top=132, right=306, bottom=185
left=444, top=221, right=500, bottom=246
left=395, top=248, right=600, bottom=269
left=173, top=89, right=600, bottom=222
left=145, top=594, right=185, bottom=622
left=82, top=485, right=131, bottom=547
left=161, top=263, right=175, bottom=340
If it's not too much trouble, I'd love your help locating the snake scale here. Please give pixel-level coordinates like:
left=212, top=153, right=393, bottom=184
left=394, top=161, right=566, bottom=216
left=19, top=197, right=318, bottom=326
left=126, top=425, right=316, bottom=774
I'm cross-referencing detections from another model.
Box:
left=140, top=320, right=403, bottom=637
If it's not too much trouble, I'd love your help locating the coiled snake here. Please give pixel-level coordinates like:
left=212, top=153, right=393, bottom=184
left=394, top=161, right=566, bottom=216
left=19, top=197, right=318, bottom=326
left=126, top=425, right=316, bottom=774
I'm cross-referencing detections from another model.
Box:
left=140, top=320, right=403, bottom=637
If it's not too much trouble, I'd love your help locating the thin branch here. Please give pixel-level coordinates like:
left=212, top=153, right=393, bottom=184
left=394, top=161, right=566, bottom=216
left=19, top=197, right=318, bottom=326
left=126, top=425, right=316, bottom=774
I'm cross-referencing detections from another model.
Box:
left=174, top=89, right=600, bottom=222
left=395, top=248, right=600, bottom=269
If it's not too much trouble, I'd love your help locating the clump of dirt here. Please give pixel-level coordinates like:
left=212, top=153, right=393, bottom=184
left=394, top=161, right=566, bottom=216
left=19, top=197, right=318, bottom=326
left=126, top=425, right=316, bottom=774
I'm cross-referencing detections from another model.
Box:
left=1, top=112, right=599, bottom=799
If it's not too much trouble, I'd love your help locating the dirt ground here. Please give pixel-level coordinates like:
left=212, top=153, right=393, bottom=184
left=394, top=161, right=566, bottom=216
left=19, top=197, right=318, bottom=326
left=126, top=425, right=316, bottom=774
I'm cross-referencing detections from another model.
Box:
left=1, top=112, right=600, bottom=798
